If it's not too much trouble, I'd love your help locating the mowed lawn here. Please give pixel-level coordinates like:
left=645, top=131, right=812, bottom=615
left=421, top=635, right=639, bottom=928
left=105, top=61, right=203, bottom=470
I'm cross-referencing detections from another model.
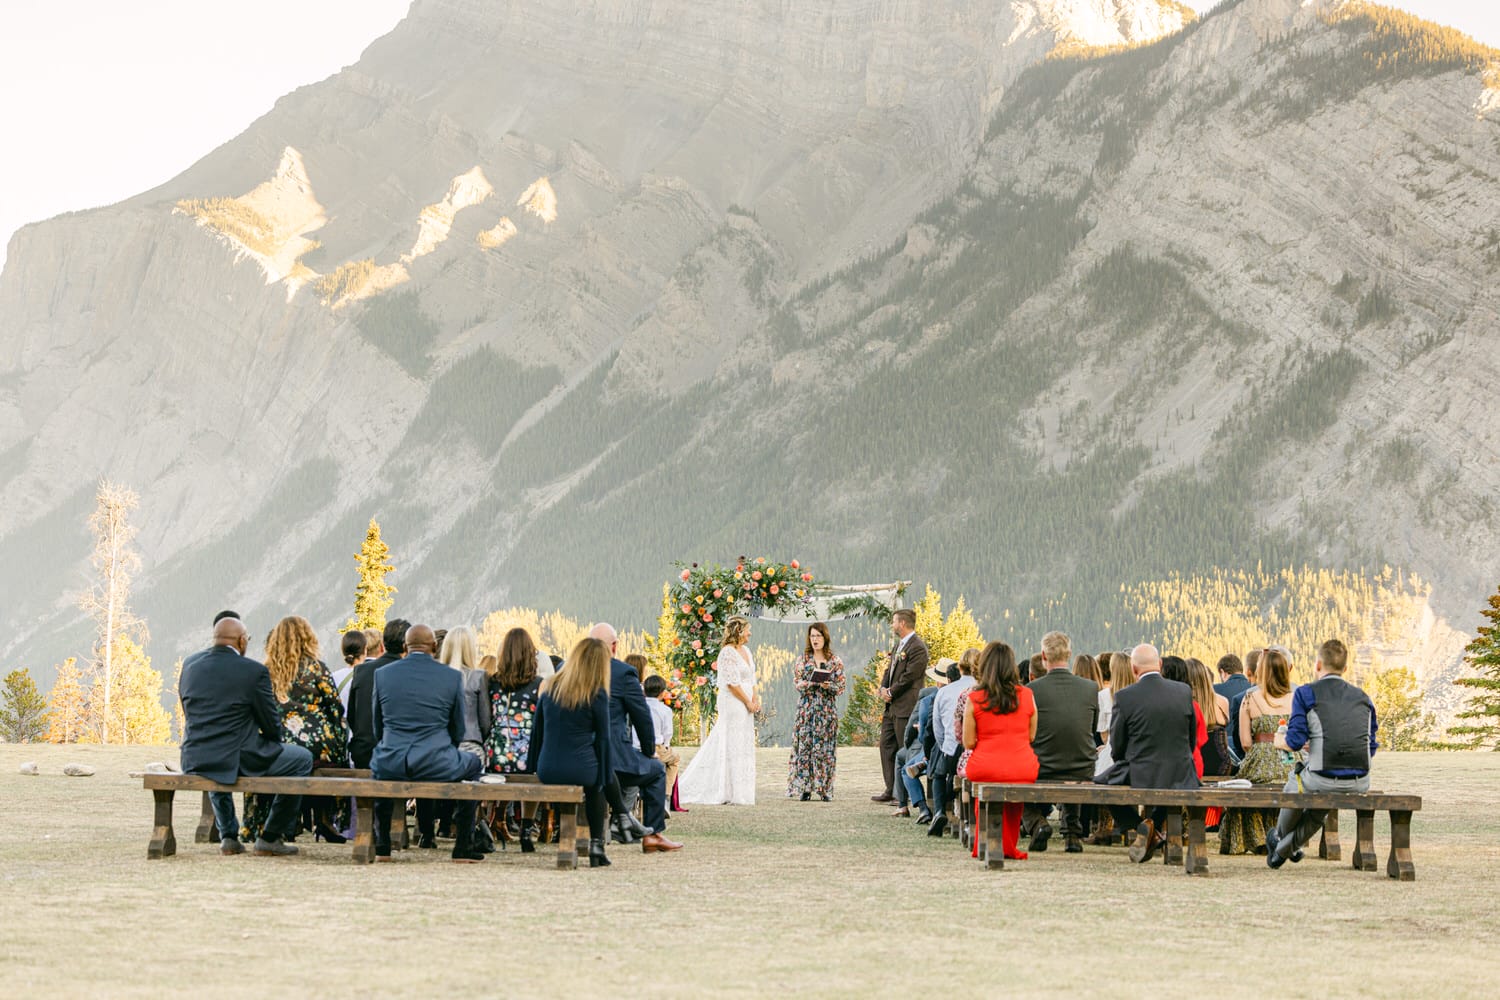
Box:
left=1, top=745, right=1497, bottom=998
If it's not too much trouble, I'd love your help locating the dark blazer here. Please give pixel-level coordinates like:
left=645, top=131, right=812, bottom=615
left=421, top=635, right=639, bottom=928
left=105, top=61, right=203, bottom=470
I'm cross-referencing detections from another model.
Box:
left=369, top=652, right=468, bottom=781
left=607, top=657, right=657, bottom=778
left=527, top=688, right=612, bottom=789
left=1214, top=673, right=1251, bottom=701
left=178, top=645, right=284, bottom=785
left=1028, top=668, right=1100, bottom=780
left=883, top=633, right=929, bottom=718
left=346, top=652, right=399, bottom=768
left=1097, top=671, right=1198, bottom=790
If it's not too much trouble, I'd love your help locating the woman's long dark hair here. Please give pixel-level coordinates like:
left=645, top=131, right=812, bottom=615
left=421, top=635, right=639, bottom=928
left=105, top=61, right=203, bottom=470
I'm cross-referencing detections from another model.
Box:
left=975, top=641, right=1020, bottom=715
left=803, top=622, right=834, bottom=659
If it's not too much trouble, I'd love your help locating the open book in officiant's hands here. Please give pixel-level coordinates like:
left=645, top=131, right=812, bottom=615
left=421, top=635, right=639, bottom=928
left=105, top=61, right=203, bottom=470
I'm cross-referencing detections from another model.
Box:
left=808, top=669, right=834, bottom=685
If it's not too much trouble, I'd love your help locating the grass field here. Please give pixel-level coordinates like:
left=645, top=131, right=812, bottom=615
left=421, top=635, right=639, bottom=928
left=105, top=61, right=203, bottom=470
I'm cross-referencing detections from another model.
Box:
left=2, top=745, right=1497, bottom=998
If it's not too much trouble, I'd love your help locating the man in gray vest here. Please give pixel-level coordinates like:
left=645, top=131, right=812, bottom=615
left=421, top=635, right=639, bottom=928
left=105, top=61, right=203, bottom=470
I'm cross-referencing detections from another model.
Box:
left=1267, top=638, right=1379, bottom=869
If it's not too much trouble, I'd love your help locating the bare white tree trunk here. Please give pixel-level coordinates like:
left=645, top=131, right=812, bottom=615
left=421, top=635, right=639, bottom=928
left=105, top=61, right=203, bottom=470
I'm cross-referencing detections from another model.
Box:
left=81, top=480, right=145, bottom=744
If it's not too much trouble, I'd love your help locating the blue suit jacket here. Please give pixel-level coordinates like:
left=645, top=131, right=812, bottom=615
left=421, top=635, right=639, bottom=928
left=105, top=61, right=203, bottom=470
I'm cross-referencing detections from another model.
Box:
left=178, top=645, right=285, bottom=785
left=370, top=652, right=468, bottom=781
left=608, top=657, right=657, bottom=778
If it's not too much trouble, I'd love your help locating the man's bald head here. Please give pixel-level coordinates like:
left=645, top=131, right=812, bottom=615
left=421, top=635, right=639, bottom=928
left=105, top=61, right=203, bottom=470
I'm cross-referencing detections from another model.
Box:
left=1130, top=643, right=1161, bottom=677
left=588, top=623, right=618, bottom=651
left=404, top=624, right=436, bottom=655
left=212, top=616, right=248, bottom=653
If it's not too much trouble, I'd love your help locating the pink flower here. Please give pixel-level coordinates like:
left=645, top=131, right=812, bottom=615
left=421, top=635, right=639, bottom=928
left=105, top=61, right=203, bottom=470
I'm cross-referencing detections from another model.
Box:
left=696, top=675, right=706, bottom=684
left=769, top=584, right=779, bottom=595
left=756, top=557, right=766, bottom=565
left=752, top=571, right=762, bottom=581
left=713, top=589, right=722, bottom=598
left=681, top=603, right=691, bottom=613
left=680, top=569, right=691, bottom=581
left=691, top=639, right=702, bottom=650
left=801, top=573, right=813, bottom=582
left=791, top=560, right=799, bottom=569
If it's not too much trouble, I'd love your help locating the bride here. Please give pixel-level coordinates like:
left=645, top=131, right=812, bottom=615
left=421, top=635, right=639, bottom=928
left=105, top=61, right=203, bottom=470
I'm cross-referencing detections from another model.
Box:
left=678, top=615, right=760, bottom=805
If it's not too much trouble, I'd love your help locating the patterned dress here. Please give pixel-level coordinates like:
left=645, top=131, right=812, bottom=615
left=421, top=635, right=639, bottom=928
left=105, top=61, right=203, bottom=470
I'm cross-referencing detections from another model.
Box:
left=487, top=677, right=542, bottom=774
left=1218, top=711, right=1294, bottom=855
left=786, top=654, right=845, bottom=799
left=241, top=657, right=349, bottom=841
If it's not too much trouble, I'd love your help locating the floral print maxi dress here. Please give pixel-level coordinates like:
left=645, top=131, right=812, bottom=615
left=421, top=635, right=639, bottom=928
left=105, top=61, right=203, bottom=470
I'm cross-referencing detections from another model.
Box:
left=487, top=677, right=542, bottom=774
left=786, top=654, right=845, bottom=799
left=240, top=657, right=350, bottom=841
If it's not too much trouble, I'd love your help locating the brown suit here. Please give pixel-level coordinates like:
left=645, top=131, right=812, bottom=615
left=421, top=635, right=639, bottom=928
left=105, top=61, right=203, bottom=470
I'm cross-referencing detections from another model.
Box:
left=878, top=633, right=930, bottom=796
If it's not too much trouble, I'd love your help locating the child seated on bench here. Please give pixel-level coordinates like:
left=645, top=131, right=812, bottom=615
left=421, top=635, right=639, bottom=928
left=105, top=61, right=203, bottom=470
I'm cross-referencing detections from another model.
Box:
left=642, top=675, right=683, bottom=810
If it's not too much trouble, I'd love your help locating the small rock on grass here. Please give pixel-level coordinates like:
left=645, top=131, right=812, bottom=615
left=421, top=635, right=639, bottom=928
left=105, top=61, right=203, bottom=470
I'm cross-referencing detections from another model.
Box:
left=63, top=763, right=96, bottom=777
left=19, top=762, right=40, bottom=775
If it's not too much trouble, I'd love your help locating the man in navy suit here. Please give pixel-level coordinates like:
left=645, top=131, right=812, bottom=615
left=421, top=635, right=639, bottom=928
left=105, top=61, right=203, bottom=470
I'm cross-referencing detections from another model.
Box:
left=1094, top=643, right=1199, bottom=863
left=179, top=616, right=314, bottom=856
left=369, top=624, right=485, bottom=862
left=589, top=624, right=682, bottom=853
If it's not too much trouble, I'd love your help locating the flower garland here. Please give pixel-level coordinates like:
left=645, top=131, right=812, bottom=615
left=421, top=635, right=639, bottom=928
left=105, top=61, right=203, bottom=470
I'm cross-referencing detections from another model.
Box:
left=667, top=556, right=816, bottom=717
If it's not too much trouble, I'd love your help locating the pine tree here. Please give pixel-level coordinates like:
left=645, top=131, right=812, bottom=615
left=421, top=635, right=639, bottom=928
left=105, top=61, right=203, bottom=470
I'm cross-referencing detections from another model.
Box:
left=643, top=583, right=680, bottom=678
left=1448, top=583, right=1500, bottom=750
left=913, top=584, right=949, bottom=658
left=943, top=595, right=985, bottom=660
left=1366, top=665, right=1433, bottom=751
left=83, top=635, right=172, bottom=745
left=45, top=658, right=89, bottom=743
left=0, top=669, right=50, bottom=743
left=346, top=518, right=397, bottom=631
left=838, top=651, right=887, bottom=746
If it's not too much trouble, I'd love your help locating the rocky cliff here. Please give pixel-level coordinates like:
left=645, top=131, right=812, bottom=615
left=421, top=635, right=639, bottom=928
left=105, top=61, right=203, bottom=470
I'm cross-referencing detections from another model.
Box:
left=1, top=0, right=1494, bottom=720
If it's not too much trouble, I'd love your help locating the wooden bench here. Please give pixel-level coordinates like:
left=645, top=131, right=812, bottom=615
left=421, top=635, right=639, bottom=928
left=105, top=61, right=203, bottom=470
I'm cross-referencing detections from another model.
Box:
left=969, top=781, right=1419, bottom=879
left=191, top=767, right=369, bottom=843
left=144, top=773, right=585, bottom=868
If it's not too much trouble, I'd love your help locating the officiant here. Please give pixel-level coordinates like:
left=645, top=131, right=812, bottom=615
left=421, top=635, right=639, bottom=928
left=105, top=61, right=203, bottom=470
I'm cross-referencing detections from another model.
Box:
left=786, top=622, right=846, bottom=802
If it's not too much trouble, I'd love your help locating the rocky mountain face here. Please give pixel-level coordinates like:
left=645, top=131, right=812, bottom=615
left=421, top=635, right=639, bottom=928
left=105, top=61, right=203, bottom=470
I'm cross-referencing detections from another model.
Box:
left=1, top=0, right=1495, bottom=720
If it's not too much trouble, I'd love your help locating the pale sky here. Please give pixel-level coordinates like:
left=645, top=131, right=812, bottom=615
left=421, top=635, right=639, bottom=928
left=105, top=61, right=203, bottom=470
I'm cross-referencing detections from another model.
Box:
left=0, top=0, right=1495, bottom=271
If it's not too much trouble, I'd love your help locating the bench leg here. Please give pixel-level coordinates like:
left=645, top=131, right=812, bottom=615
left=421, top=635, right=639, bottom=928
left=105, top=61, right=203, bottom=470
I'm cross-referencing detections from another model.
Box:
left=574, top=802, right=589, bottom=858
left=1163, top=811, right=1184, bottom=867
left=1318, top=809, right=1341, bottom=861
left=148, top=789, right=177, bottom=859
left=984, top=801, right=1005, bottom=870
left=1354, top=809, right=1378, bottom=872
left=557, top=803, right=579, bottom=870
left=1386, top=810, right=1416, bottom=881
left=1184, top=807, right=1209, bottom=876
left=392, top=803, right=409, bottom=850
left=351, top=797, right=376, bottom=864
left=194, top=791, right=218, bottom=843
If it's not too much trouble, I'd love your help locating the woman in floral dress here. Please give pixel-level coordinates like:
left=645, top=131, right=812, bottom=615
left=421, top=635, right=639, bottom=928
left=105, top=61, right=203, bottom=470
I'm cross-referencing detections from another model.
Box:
left=1220, top=647, right=1297, bottom=855
left=241, top=616, right=349, bottom=842
left=786, top=622, right=845, bottom=801
left=486, top=627, right=545, bottom=849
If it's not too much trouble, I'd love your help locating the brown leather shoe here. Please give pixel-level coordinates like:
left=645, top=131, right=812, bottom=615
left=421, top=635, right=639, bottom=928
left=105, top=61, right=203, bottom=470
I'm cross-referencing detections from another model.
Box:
left=641, top=832, right=683, bottom=853
left=891, top=807, right=911, bottom=818
left=1129, top=821, right=1158, bottom=863
left=871, top=792, right=894, bottom=803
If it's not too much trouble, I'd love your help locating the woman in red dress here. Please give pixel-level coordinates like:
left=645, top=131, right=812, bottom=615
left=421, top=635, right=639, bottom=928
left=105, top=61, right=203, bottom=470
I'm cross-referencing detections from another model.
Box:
left=962, top=642, right=1039, bottom=860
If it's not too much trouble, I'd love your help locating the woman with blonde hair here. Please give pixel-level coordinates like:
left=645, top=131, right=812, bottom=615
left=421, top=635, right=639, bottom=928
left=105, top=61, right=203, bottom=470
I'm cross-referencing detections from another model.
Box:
left=488, top=627, right=546, bottom=850
left=678, top=615, right=760, bottom=806
left=527, top=637, right=614, bottom=867
left=242, top=615, right=349, bottom=844
left=1220, top=646, right=1297, bottom=855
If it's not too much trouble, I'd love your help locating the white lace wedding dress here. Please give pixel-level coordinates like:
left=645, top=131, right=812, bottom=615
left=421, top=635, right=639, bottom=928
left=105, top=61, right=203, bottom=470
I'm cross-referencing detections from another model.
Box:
left=678, top=645, right=757, bottom=805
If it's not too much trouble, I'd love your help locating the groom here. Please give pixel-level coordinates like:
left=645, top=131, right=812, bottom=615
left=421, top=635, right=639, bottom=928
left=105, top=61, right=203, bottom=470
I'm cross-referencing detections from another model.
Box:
left=873, top=609, right=929, bottom=803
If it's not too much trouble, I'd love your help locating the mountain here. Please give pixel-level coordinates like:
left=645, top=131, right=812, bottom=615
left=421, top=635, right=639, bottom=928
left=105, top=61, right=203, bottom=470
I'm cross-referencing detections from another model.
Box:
left=1, top=0, right=1496, bottom=723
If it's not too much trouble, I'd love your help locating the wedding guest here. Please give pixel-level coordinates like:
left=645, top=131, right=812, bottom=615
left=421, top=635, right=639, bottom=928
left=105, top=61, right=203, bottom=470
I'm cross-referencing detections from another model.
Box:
left=874, top=609, right=929, bottom=803
left=1096, top=644, right=1198, bottom=864
left=347, top=617, right=408, bottom=770
left=1214, top=653, right=1250, bottom=700
left=643, top=674, right=682, bottom=804
left=487, top=627, right=545, bottom=850
left=1188, top=657, right=1231, bottom=777
left=1097, top=652, right=1114, bottom=683
left=527, top=636, right=616, bottom=867
left=213, top=609, right=241, bottom=625
left=926, top=647, right=978, bottom=837
left=963, top=642, right=1039, bottom=861
left=331, top=630, right=366, bottom=714
left=592, top=623, right=682, bottom=853
left=238, top=616, right=349, bottom=844
left=896, top=662, right=948, bottom=822
left=1085, top=651, right=1135, bottom=844
left=439, top=627, right=488, bottom=757
left=370, top=624, right=485, bottom=863
left=787, top=621, right=845, bottom=803
left=1162, top=656, right=1209, bottom=780
left=1268, top=639, right=1379, bottom=869
left=1226, top=648, right=1262, bottom=765
left=1023, top=631, right=1098, bottom=854
left=1073, top=654, right=1103, bottom=690
left=1220, top=646, right=1296, bottom=855
left=178, top=616, right=313, bottom=856
left=625, top=653, right=648, bottom=681
left=363, top=629, right=385, bottom=662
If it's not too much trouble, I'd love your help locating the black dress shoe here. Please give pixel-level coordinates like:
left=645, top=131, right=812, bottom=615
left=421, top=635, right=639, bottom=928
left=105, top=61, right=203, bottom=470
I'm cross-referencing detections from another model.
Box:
left=418, top=834, right=436, bottom=849
left=927, top=815, right=949, bottom=837
left=451, top=849, right=485, bottom=864
left=1029, top=822, right=1052, bottom=853
left=588, top=839, right=611, bottom=868
left=800, top=792, right=811, bottom=802
left=1065, top=835, right=1084, bottom=853
left=519, top=821, right=536, bottom=854
left=916, top=810, right=933, bottom=825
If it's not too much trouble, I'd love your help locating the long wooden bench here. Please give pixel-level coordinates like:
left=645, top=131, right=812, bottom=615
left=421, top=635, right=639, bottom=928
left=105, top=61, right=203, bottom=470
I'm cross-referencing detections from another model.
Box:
left=144, top=773, right=585, bottom=869
left=969, top=781, right=1420, bottom=879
